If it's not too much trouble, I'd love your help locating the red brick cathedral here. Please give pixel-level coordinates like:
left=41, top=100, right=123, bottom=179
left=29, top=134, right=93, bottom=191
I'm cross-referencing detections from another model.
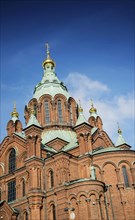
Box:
left=0, top=46, right=135, bottom=220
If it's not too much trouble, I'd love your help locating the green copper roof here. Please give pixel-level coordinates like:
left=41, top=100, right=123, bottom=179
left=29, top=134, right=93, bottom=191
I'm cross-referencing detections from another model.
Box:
left=75, top=111, right=88, bottom=126
left=115, top=133, right=127, bottom=147
left=33, top=66, right=70, bottom=100
left=90, top=112, right=98, bottom=118
left=91, top=127, right=98, bottom=135
left=14, top=131, right=26, bottom=139
left=41, top=129, right=77, bottom=145
left=92, top=146, right=121, bottom=155
left=27, top=113, right=41, bottom=127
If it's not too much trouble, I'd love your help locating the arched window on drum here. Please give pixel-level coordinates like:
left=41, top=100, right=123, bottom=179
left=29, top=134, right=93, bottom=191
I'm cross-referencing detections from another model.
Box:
left=57, top=100, right=63, bottom=123
left=44, top=100, right=50, bottom=124
left=122, top=166, right=130, bottom=188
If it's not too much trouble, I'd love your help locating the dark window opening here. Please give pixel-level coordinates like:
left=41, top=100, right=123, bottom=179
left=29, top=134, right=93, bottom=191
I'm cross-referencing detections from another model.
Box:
left=69, top=104, right=73, bottom=125
left=45, top=100, right=50, bottom=123
left=34, top=104, right=37, bottom=118
left=51, top=204, right=56, bottom=220
left=50, top=170, right=54, bottom=188
left=8, top=180, right=16, bottom=202
left=122, top=166, right=130, bottom=188
left=58, top=100, right=63, bottom=123
left=22, top=179, right=25, bottom=197
left=9, top=149, right=16, bottom=173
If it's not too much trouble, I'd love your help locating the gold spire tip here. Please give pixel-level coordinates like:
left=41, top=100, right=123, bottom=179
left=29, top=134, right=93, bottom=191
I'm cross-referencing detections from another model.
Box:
left=11, top=101, right=19, bottom=118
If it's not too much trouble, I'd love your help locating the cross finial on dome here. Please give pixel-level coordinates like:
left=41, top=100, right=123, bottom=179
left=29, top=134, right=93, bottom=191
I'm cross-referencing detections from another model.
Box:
left=117, top=122, right=122, bottom=134
left=42, top=43, right=55, bottom=69
left=46, top=43, right=50, bottom=59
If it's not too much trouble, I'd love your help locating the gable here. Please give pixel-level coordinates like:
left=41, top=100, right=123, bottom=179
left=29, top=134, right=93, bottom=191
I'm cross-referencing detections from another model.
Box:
left=74, top=123, right=92, bottom=134
left=46, top=138, right=69, bottom=151
left=0, top=200, right=19, bottom=219
left=92, top=130, right=114, bottom=150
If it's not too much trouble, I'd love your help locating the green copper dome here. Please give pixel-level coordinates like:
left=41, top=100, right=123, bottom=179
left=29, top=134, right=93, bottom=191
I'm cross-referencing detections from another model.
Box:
left=33, top=44, right=70, bottom=100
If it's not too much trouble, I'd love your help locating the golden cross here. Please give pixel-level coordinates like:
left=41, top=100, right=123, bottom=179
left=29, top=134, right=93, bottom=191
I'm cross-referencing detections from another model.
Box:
left=90, top=99, right=93, bottom=107
left=14, top=101, right=16, bottom=111
left=46, top=43, right=49, bottom=52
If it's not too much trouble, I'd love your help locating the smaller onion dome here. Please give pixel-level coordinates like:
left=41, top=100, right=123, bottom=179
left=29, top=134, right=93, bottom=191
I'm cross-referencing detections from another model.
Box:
left=42, top=43, right=56, bottom=69
left=89, top=99, right=97, bottom=114
left=11, top=102, right=19, bottom=121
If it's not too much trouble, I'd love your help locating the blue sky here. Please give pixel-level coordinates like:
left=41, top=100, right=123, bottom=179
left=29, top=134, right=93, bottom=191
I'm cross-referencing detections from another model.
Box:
left=0, top=0, right=134, bottom=148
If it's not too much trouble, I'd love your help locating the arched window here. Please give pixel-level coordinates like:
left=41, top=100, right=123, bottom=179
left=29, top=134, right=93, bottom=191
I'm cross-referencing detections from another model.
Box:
left=22, top=179, right=25, bottom=197
left=69, top=104, right=73, bottom=125
left=24, top=211, right=28, bottom=220
left=45, top=100, right=50, bottom=123
left=122, top=166, right=130, bottom=188
left=34, top=104, right=37, bottom=118
left=51, top=204, right=56, bottom=220
left=8, top=180, right=16, bottom=202
left=49, top=170, right=54, bottom=188
left=9, top=149, right=16, bottom=173
left=58, top=100, right=63, bottom=123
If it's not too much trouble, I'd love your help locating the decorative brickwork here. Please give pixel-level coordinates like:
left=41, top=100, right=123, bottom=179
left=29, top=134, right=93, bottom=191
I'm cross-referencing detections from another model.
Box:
left=0, top=48, right=134, bottom=220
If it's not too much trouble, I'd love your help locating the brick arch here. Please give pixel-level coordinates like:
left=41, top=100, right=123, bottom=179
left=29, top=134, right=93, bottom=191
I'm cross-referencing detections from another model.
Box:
left=48, top=200, right=56, bottom=206
left=68, top=97, right=76, bottom=103
left=54, top=94, right=67, bottom=101
left=22, top=209, right=29, bottom=219
left=6, top=120, right=15, bottom=136
left=118, top=160, right=132, bottom=187
left=88, top=190, right=99, bottom=199
left=93, top=164, right=102, bottom=181
left=102, top=161, right=117, bottom=170
left=118, top=160, right=131, bottom=168
left=77, top=191, right=88, bottom=200
left=99, top=191, right=104, bottom=197
left=4, top=146, right=18, bottom=174
left=68, top=193, right=77, bottom=201
left=96, top=116, right=103, bottom=130
left=88, top=116, right=96, bottom=127
left=102, top=162, right=118, bottom=186
left=67, top=97, right=77, bottom=125
left=47, top=201, right=57, bottom=220
left=28, top=98, right=38, bottom=106
left=39, top=94, right=52, bottom=102
left=47, top=168, right=54, bottom=189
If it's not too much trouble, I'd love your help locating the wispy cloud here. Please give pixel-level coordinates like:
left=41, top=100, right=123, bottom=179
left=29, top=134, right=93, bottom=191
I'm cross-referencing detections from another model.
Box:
left=65, top=72, right=110, bottom=101
left=65, top=72, right=135, bottom=148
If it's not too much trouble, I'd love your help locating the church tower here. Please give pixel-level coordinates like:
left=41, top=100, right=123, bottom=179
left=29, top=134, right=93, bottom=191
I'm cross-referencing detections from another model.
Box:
left=0, top=45, right=134, bottom=220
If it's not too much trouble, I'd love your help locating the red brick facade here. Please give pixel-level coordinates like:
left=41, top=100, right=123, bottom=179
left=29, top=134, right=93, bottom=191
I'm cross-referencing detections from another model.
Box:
left=0, top=50, right=135, bottom=220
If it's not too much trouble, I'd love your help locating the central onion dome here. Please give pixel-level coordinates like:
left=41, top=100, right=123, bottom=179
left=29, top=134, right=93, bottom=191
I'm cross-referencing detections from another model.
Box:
left=33, top=43, right=70, bottom=100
